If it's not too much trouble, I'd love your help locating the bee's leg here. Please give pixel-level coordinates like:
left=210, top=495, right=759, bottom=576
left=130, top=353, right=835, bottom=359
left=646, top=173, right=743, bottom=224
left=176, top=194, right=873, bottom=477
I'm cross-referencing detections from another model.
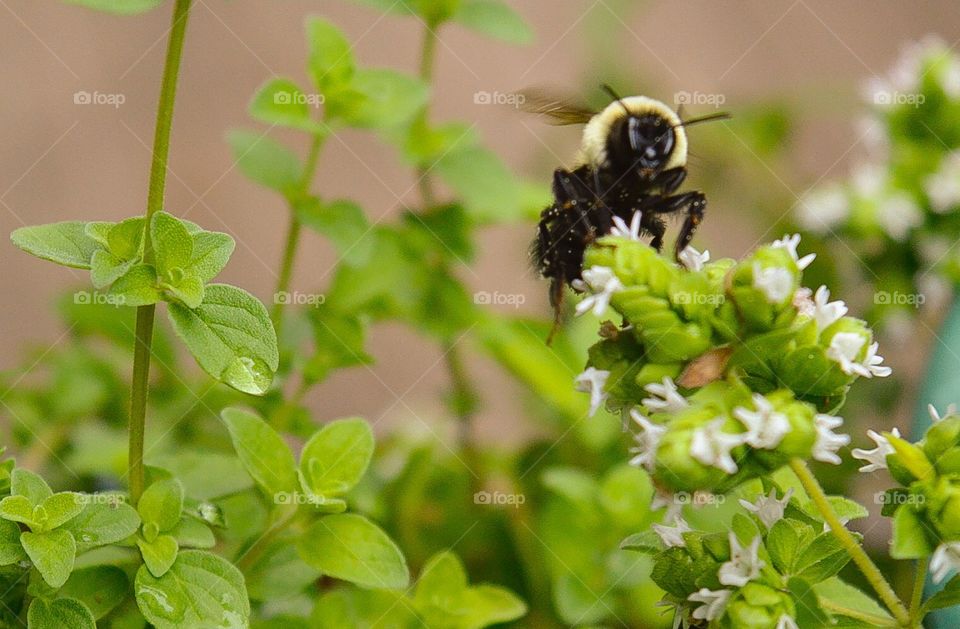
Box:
left=673, top=192, right=707, bottom=259
left=642, top=215, right=667, bottom=251
left=653, top=167, right=687, bottom=194
left=546, top=278, right=564, bottom=345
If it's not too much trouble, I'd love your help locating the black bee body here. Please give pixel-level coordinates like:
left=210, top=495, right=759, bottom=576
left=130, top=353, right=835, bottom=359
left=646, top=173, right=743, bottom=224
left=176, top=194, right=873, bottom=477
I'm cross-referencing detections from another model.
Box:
left=525, top=91, right=718, bottom=333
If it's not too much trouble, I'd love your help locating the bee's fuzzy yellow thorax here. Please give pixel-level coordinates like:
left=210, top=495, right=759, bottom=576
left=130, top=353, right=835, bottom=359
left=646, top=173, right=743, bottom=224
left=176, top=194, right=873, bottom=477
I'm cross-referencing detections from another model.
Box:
left=577, top=96, right=688, bottom=171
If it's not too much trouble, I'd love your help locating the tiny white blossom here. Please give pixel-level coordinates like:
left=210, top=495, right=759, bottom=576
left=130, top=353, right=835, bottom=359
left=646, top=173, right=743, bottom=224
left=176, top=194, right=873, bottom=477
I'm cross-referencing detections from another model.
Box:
left=812, top=413, right=850, bottom=465
left=739, top=487, right=794, bottom=529
left=852, top=163, right=886, bottom=197
left=811, top=286, right=848, bottom=333
left=753, top=263, right=794, bottom=304
left=573, top=266, right=623, bottom=317
left=629, top=408, right=667, bottom=472
left=688, top=588, right=731, bottom=622
left=851, top=428, right=900, bottom=473
left=931, top=542, right=960, bottom=584
left=941, top=56, right=960, bottom=98
left=690, top=418, right=744, bottom=474
left=771, top=234, right=816, bottom=270
left=719, top=533, right=765, bottom=587
left=929, top=403, right=958, bottom=423
left=861, top=342, right=892, bottom=378
left=826, top=332, right=866, bottom=375
left=925, top=152, right=960, bottom=213
left=574, top=367, right=609, bottom=418
left=642, top=377, right=689, bottom=414
left=652, top=515, right=692, bottom=548
left=876, top=192, right=923, bottom=241
left=793, top=287, right=815, bottom=318
left=733, top=394, right=791, bottom=450
left=610, top=211, right=643, bottom=241
left=776, top=615, right=800, bottom=629
left=796, top=186, right=849, bottom=233
left=678, top=246, right=710, bottom=272
left=651, top=486, right=683, bottom=522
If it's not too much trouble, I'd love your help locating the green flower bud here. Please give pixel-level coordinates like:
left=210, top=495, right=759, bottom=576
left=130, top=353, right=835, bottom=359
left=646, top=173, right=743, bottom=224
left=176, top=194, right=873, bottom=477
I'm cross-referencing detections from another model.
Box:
left=653, top=406, right=733, bottom=492
left=723, top=583, right=795, bottom=629
left=924, top=476, right=960, bottom=540
left=924, top=417, right=960, bottom=467
left=729, top=247, right=799, bottom=331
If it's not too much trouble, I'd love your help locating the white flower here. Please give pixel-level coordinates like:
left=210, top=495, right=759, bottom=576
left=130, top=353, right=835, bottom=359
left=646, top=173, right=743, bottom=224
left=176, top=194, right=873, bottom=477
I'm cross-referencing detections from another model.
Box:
left=733, top=394, right=791, bottom=450
left=753, top=263, right=794, bottom=303
left=851, top=428, right=900, bottom=473
left=941, top=56, right=960, bottom=98
left=719, top=533, right=765, bottom=587
left=931, top=542, right=960, bottom=584
left=690, top=418, right=744, bottom=474
left=852, top=163, right=885, bottom=197
left=629, top=408, right=667, bottom=471
left=857, top=116, right=888, bottom=156
left=925, top=152, right=960, bottom=213
left=573, top=266, right=623, bottom=317
left=652, top=515, right=692, bottom=548
left=812, top=413, right=850, bottom=465
left=574, top=367, right=609, bottom=418
left=678, top=246, right=710, bottom=272
left=688, top=588, right=731, bottom=622
left=811, top=286, right=848, bottom=333
left=929, top=403, right=958, bottom=423
left=796, top=186, right=849, bottom=233
left=771, top=234, right=816, bottom=270
left=861, top=342, right=892, bottom=377
left=642, top=377, right=689, bottom=414
left=739, top=487, right=794, bottom=529
left=876, top=192, right=923, bottom=241
left=776, top=615, right=800, bottom=629
left=826, top=332, right=866, bottom=375
left=610, top=211, right=643, bottom=240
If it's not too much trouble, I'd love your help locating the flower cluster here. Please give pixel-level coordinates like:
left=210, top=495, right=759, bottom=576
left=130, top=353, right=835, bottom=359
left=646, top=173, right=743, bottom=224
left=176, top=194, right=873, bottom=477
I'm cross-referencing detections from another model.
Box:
left=868, top=405, right=960, bottom=584
left=628, top=487, right=862, bottom=629
left=797, top=36, right=960, bottom=327
left=574, top=233, right=889, bottom=493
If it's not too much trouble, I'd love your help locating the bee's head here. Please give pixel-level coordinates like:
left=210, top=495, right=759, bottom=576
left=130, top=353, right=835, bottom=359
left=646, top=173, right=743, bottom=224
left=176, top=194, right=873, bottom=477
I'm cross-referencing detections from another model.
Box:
left=606, top=113, right=676, bottom=174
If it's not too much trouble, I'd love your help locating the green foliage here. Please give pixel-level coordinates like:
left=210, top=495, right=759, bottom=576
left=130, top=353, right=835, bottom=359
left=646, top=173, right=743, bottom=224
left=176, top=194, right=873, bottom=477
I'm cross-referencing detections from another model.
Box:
left=62, top=0, right=163, bottom=14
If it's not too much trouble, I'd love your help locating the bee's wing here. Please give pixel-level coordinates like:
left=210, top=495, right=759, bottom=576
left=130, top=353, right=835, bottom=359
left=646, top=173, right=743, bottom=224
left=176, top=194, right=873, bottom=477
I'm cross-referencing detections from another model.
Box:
left=516, top=89, right=597, bottom=126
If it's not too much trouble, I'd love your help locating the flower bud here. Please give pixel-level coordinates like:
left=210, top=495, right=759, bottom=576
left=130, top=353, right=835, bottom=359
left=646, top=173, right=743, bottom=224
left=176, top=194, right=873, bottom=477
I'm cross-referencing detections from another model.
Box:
left=724, top=583, right=795, bottom=629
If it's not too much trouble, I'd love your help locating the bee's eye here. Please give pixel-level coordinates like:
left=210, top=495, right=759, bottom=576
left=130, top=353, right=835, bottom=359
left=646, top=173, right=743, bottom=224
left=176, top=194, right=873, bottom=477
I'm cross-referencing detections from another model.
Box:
left=610, top=115, right=674, bottom=171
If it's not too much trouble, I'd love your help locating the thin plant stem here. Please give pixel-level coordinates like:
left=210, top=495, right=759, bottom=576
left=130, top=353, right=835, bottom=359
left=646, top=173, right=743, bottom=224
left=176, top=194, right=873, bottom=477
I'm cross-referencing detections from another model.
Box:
left=416, top=26, right=437, bottom=207
left=910, top=556, right=930, bottom=626
left=128, top=0, right=193, bottom=506
left=789, top=459, right=911, bottom=626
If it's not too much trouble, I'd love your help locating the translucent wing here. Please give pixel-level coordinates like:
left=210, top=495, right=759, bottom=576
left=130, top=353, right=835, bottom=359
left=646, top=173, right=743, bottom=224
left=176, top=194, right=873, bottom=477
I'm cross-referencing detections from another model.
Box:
left=517, top=89, right=597, bottom=126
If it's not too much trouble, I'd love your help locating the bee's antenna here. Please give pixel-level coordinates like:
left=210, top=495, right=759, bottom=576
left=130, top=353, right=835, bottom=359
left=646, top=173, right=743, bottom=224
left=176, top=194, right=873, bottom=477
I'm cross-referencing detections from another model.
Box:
left=601, top=83, right=631, bottom=116
left=675, top=111, right=732, bottom=129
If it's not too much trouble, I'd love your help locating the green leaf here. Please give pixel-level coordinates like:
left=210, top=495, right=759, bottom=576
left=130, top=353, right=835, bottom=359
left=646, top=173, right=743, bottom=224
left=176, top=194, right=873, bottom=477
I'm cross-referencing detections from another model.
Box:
left=186, top=231, right=235, bottom=284
left=891, top=507, right=935, bottom=558
left=814, top=577, right=892, bottom=623
left=303, top=308, right=372, bottom=385
left=461, top=585, right=527, bottom=629
left=788, top=576, right=830, bottom=628
left=766, top=519, right=811, bottom=574
left=59, top=500, right=141, bottom=553
left=90, top=250, right=135, bottom=289
left=923, top=574, right=960, bottom=613
left=135, top=550, right=250, bottom=629
left=435, top=146, right=524, bottom=222
left=250, top=78, right=326, bottom=135
left=38, top=492, right=85, bottom=530
left=220, top=407, right=298, bottom=497
left=107, top=216, right=145, bottom=259
left=169, top=517, right=215, bottom=549
left=228, top=130, right=303, bottom=197
left=168, top=283, right=279, bottom=395
left=138, top=535, right=179, bottom=578
left=795, top=530, right=852, bottom=581
left=164, top=274, right=205, bottom=309
left=245, top=542, right=320, bottom=602
left=455, top=0, right=533, bottom=44
left=297, top=513, right=409, bottom=589
left=0, top=495, right=38, bottom=528
left=0, top=519, right=25, bottom=565
left=151, top=212, right=193, bottom=277
left=59, top=566, right=129, bottom=620
left=305, top=17, right=355, bottom=92
left=296, top=198, right=372, bottom=266
left=10, top=221, right=100, bottom=269
left=12, top=469, right=53, bottom=505
left=138, top=479, right=184, bottom=532
left=887, top=433, right=935, bottom=481
left=299, top=418, right=374, bottom=504
left=110, top=264, right=162, bottom=307
left=620, top=530, right=661, bottom=554
left=27, top=597, right=95, bottom=629
left=62, top=0, right=163, bottom=14
left=328, top=69, right=429, bottom=129
left=22, top=529, right=76, bottom=588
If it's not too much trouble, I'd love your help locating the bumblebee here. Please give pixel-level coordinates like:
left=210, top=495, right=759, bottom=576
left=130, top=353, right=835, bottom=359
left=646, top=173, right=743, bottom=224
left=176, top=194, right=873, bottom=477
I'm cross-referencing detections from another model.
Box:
left=526, top=86, right=727, bottom=339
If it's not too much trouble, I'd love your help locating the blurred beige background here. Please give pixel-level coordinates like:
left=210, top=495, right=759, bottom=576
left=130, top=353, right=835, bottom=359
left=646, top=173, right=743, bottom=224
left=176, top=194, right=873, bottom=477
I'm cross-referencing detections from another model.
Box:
left=2, top=0, right=959, bottom=441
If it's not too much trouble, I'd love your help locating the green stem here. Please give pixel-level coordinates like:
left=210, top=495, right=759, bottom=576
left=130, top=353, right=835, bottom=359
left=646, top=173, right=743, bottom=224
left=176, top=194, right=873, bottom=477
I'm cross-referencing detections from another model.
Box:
left=820, top=599, right=899, bottom=627
left=789, top=459, right=911, bottom=626
left=910, top=557, right=930, bottom=626
left=128, top=0, right=193, bottom=506
left=416, top=26, right=438, bottom=207
left=271, top=133, right=324, bottom=332
left=236, top=507, right=301, bottom=574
